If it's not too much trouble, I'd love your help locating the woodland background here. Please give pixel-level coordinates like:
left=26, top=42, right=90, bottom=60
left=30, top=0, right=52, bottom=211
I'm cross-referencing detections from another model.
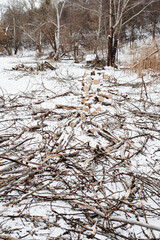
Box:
left=0, top=0, right=159, bottom=66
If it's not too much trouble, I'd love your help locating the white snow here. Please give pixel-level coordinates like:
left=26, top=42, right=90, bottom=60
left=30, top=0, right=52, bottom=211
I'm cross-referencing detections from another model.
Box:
left=0, top=49, right=160, bottom=239
left=85, top=54, right=97, bottom=62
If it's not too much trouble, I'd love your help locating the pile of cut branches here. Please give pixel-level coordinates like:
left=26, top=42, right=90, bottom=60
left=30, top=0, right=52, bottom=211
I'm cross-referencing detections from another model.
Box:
left=0, top=71, right=160, bottom=239
left=12, top=61, right=56, bottom=72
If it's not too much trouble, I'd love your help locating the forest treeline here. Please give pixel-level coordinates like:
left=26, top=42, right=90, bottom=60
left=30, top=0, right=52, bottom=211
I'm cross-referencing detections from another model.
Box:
left=0, top=0, right=159, bottom=66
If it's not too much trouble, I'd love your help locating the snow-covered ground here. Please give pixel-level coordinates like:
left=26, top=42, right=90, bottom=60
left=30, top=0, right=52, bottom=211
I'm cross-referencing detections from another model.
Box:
left=0, top=53, right=160, bottom=239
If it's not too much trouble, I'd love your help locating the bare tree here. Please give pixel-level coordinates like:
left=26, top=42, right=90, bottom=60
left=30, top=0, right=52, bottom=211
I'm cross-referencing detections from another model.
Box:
left=71, top=0, right=105, bottom=56
left=0, top=23, right=13, bottom=55
left=46, top=0, right=66, bottom=60
left=94, top=0, right=103, bottom=55
left=107, top=0, right=160, bottom=66
left=1, top=0, right=24, bottom=55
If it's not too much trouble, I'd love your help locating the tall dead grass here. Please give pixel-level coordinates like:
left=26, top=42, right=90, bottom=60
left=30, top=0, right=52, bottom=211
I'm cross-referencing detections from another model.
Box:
left=125, top=39, right=160, bottom=75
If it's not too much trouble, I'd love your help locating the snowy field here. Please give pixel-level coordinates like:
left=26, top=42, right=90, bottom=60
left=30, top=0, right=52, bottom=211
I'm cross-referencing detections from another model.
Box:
left=0, top=53, right=160, bottom=239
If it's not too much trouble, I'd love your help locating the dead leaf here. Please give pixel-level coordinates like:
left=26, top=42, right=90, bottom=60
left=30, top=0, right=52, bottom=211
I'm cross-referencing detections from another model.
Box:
left=16, top=210, right=21, bottom=213
left=126, top=144, right=129, bottom=150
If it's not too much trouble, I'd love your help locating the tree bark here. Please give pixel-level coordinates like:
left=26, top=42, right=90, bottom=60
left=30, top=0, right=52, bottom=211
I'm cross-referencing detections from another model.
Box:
left=107, top=0, right=114, bottom=66
left=107, top=35, right=112, bottom=66
left=94, top=0, right=102, bottom=56
left=54, top=5, right=60, bottom=60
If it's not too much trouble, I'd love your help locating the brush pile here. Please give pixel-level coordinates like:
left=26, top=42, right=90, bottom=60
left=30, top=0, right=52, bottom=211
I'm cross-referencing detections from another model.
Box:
left=0, top=70, right=160, bottom=239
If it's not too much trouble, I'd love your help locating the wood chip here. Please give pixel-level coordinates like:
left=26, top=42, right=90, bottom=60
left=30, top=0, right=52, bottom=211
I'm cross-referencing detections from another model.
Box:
left=90, top=128, right=95, bottom=133
left=81, top=116, right=87, bottom=121
left=98, top=96, right=104, bottom=102
left=103, top=74, right=110, bottom=80
left=83, top=73, right=89, bottom=78
left=81, top=98, right=87, bottom=104
left=106, top=94, right=113, bottom=99
left=83, top=85, right=89, bottom=92
left=83, top=107, right=90, bottom=113
left=98, top=93, right=113, bottom=99
left=87, top=78, right=92, bottom=83
left=70, top=122, right=76, bottom=127
left=96, top=107, right=101, bottom=111
left=105, top=147, right=111, bottom=153
left=93, top=80, right=100, bottom=84
left=85, top=93, right=90, bottom=98
left=91, top=111, right=98, bottom=115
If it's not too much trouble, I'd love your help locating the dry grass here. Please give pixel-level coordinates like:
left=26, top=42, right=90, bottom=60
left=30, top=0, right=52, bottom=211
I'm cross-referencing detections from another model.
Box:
left=125, top=39, right=160, bottom=75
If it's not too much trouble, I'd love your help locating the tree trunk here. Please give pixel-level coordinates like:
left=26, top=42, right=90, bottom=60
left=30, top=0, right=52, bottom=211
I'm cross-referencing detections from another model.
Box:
left=152, top=20, right=156, bottom=40
left=107, top=35, right=113, bottom=66
left=6, top=46, right=12, bottom=56
left=74, top=43, right=78, bottom=61
left=94, top=0, right=102, bottom=56
left=107, top=30, right=119, bottom=67
left=107, top=0, right=114, bottom=66
left=37, top=44, right=42, bottom=56
left=112, top=37, right=118, bottom=65
left=54, top=6, right=60, bottom=61
left=14, top=41, right=20, bottom=55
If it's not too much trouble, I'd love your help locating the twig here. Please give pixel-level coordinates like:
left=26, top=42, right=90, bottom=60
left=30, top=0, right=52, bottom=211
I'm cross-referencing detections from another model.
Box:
left=71, top=200, right=160, bottom=232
